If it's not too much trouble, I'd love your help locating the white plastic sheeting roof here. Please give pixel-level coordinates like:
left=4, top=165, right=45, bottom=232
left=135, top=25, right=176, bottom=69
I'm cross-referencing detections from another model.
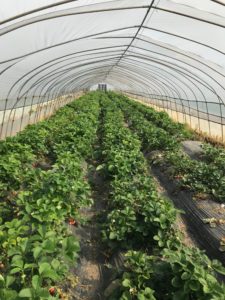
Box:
left=0, top=0, right=225, bottom=119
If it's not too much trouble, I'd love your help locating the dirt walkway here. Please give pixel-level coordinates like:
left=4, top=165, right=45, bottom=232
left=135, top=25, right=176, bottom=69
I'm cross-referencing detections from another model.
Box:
left=69, top=151, right=109, bottom=299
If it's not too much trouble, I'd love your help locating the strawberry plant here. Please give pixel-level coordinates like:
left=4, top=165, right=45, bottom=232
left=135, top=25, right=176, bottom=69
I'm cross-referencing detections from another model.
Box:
left=108, top=92, right=192, bottom=139
left=96, top=93, right=225, bottom=300
left=160, top=150, right=225, bottom=202
left=111, top=246, right=225, bottom=300
left=0, top=94, right=100, bottom=298
left=109, top=95, right=179, bottom=152
left=110, top=94, right=225, bottom=203
left=99, top=96, right=177, bottom=249
left=201, top=143, right=225, bottom=175
left=1, top=91, right=225, bottom=300
left=16, top=124, right=50, bottom=157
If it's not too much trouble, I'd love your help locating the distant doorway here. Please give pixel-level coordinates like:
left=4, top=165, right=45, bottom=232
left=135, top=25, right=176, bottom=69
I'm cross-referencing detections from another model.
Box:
left=98, top=84, right=107, bottom=92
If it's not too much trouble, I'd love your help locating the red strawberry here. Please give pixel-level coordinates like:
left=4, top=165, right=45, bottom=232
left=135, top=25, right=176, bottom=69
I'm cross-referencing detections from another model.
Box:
left=68, top=218, right=76, bottom=225
left=49, top=287, right=55, bottom=296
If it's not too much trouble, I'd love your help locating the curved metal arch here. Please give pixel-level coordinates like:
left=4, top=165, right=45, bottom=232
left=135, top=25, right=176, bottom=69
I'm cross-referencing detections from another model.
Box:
left=107, top=50, right=189, bottom=99
left=33, top=57, right=178, bottom=102
left=111, top=63, right=192, bottom=114
left=14, top=47, right=192, bottom=106
left=117, top=61, right=182, bottom=99
left=152, top=6, right=225, bottom=29
left=31, top=65, right=114, bottom=98
left=4, top=45, right=128, bottom=99
left=13, top=54, right=123, bottom=130
left=211, top=0, right=225, bottom=6
left=1, top=22, right=223, bottom=98
left=125, top=36, right=225, bottom=123
left=102, top=38, right=223, bottom=104
left=0, top=54, right=124, bottom=134
left=3, top=61, right=119, bottom=135
left=17, top=48, right=180, bottom=101
left=2, top=0, right=154, bottom=101
left=0, top=59, right=24, bottom=76
left=45, top=64, right=158, bottom=98
left=13, top=46, right=204, bottom=108
left=118, top=56, right=210, bottom=124
left=54, top=62, right=185, bottom=114
left=105, top=67, right=170, bottom=98
left=43, top=64, right=118, bottom=97
left=0, top=4, right=149, bottom=37
left=5, top=33, right=224, bottom=113
left=3, top=37, right=225, bottom=103
left=107, top=42, right=209, bottom=99
left=42, top=61, right=159, bottom=97
left=1, top=4, right=224, bottom=67
left=10, top=52, right=125, bottom=100
left=0, top=25, right=138, bottom=64
left=13, top=55, right=184, bottom=109
left=117, top=57, right=200, bottom=111
left=121, top=55, right=212, bottom=124
left=60, top=70, right=149, bottom=97
left=143, top=26, right=225, bottom=56
left=4, top=30, right=222, bottom=138
left=112, top=55, right=198, bottom=100
left=0, top=0, right=79, bottom=25
left=15, top=63, right=118, bottom=110
left=1, top=0, right=225, bottom=140
left=7, top=42, right=185, bottom=102
left=134, top=36, right=225, bottom=80
left=114, top=60, right=188, bottom=99
left=129, top=37, right=225, bottom=123
left=105, top=72, right=188, bottom=122
left=100, top=33, right=225, bottom=82
left=107, top=60, right=204, bottom=103
left=61, top=70, right=158, bottom=99
left=113, top=62, right=182, bottom=99
left=17, top=56, right=122, bottom=101
left=122, top=55, right=207, bottom=102
left=123, top=54, right=222, bottom=102
left=5, top=66, right=113, bottom=136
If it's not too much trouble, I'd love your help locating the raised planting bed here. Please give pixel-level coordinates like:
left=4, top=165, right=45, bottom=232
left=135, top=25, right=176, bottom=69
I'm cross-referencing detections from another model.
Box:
left=1, top=91, right=225, bottom=300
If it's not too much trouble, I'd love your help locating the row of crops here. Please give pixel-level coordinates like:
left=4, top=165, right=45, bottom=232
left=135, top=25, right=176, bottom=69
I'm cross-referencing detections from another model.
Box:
left=1, top=91, right=225, bottom=299
left=0, top=93, right=101, bottom=299
left=114, top=94, right=225, bottom=203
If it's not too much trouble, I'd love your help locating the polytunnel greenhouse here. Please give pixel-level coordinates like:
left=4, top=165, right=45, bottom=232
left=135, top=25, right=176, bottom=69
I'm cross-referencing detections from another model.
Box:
left=2, top=0, right=225, bottom=299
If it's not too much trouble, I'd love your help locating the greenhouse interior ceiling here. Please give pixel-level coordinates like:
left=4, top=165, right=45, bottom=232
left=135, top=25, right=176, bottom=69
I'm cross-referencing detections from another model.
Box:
left=1, top=0, right=225, bottom=139
left=3, top=2, right=225, bottom=299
